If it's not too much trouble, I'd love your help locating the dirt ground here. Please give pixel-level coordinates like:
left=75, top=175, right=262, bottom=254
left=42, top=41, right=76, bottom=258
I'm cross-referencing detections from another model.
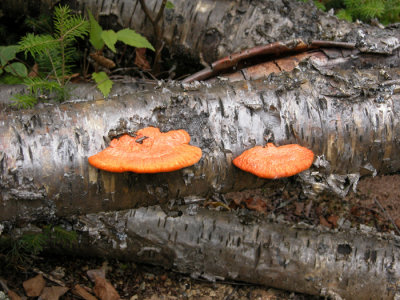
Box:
left=0, top=256, right=318, bottom=300
left=1, top=174, right=399, bottom=300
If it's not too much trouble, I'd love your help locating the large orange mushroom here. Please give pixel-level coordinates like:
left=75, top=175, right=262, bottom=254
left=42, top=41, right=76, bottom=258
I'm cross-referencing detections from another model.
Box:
left=233, top=143, right=314, bottom=179
left=88, top=127, right=202, bottom=173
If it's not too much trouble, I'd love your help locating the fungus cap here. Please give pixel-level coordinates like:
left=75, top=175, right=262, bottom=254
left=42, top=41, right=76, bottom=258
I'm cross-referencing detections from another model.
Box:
left=233, top=143, right=314, bottom=179
left=88, top=127, right=202, bottom=173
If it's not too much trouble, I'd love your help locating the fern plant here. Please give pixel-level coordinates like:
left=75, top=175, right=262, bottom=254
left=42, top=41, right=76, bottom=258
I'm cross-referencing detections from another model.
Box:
left=300, top=0, right=400, bottom=24
left=13, top=5, right=89, bottom=108
left=0, top=225, right=77, bottom=266
left=337, top=0, right=400, bottom=23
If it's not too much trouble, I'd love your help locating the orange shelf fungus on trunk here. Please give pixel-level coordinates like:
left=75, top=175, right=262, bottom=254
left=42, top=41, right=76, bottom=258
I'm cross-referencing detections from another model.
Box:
left=233, top=143, right=314, bottom=179
left=88, top=127, right=202, bottom=173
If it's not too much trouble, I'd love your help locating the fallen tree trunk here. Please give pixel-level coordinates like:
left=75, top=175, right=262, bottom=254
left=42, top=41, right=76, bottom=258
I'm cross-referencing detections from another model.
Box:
left=1, top=1, right=400, bottom=296
left=56, top=205, right=400, bottom=299
left=3, top=0, right=400, bottom=64
left=1, top=58, right=400, bottom=223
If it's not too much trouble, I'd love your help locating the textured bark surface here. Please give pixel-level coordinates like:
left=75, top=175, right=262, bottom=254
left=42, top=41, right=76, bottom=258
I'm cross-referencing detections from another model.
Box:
left=64, top=0, right=400, bottom=63
left=62, top=205, right=400, bottom=299
left=1, top=59, right=400, bottom=223
left=1, top=1, right=400, bottom=296
left=2, top=0, right=400, bottom=64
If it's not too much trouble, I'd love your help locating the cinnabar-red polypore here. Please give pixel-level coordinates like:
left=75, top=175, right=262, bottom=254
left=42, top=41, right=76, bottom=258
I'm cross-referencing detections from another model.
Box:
left=233, top=143, right=314, bottom=179
left=88, top=127, right=202, bottom=173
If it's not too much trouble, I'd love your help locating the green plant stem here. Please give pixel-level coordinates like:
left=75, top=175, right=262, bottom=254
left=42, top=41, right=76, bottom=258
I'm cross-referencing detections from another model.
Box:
left=60, top=39, right=65, bottom=86
left=45, top=48, right=62, bottom=87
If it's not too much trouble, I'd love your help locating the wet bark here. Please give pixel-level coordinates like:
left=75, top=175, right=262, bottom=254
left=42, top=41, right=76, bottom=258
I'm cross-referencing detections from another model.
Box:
left=52, top=205, right=400, bottom=299
left=1, top=58, right=400, bottom=223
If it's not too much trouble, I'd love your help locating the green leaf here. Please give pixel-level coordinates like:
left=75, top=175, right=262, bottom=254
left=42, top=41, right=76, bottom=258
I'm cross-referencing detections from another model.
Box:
left=313, top=0, right=326, bottom=11
left=336, top=9, right=353, bottom=22
left=87, top=10, right=104, bottom=50
left=5, top=62, right=28, bottom=77
left=92, top=71, right=113, bottom=97
left=116, top=28, right=155, bottom=51
left=166, top=1, right=174, bottom=9
left=0, top=45, right=19, bottom=66
left=101, top=30, right=118, bottom=52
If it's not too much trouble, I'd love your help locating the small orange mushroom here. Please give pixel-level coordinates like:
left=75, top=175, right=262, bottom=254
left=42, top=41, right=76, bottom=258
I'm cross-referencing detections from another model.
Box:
left=88, top=127, right=202, bottom=173
left=233, top=143, right=314, bottom=179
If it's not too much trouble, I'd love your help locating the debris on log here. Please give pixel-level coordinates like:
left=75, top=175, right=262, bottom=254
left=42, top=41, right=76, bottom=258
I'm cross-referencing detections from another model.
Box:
left=1, top=52, right=400, bottom=222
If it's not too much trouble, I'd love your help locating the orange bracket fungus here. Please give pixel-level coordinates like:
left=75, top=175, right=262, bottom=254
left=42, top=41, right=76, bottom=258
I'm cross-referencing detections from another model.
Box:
left=88, top=127, right=202, bottom=173
left=233, top=143, right=314, bottom=179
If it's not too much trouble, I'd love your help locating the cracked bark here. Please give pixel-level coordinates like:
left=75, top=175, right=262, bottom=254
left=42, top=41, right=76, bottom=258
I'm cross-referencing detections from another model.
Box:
left=1, top=1, right=400, bottom=297
left=57, top=205, right=400, bottom=299
left=1, top=56, right=400, bottom=222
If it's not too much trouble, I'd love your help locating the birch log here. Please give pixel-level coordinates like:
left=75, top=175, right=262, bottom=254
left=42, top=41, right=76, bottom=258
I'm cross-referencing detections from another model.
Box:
left=64, top=205, right=400, bottom=300
left=3, top=0, right=400, bottom=63
left=1, top=61, right=400, bottom=223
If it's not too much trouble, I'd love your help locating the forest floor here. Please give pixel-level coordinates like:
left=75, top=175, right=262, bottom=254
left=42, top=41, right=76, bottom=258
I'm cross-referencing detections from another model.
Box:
left=1, top=174, right=399, bottom=300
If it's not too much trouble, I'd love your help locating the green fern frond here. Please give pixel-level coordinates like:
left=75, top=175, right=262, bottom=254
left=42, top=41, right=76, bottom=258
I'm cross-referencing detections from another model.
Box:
left=51, top=226, right=77, bottom=247
left=336, top=8, right=354, bottom=21
left=54, top=5, right=89, bottom=42
left=11, top=94, right=38, bottom=109
left=15, top=4, right=89, bottom=107
left=314, top=1, right=327, bottom=10
left=11, top=77, right=65, bottom=108
left=382, top=0, right=400, bottom=23
left=25, top=77, right=58, bottom=93
left=342, top=0, right=398, bottom=22
left=19, top=233, right=46, bottom=255
left=19, top=33, right=58, bottom=58
left=360, top=0, right=385, bottom=18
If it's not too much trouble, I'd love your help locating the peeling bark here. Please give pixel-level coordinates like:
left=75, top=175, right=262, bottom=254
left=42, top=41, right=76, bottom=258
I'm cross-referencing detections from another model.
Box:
left=2, top=0, right=400, bottom=64
left=1, top=1, right=400, bottom=296
left=1, top=60, right=400, bottom=223
left=59, top=205, right=400, bottom=299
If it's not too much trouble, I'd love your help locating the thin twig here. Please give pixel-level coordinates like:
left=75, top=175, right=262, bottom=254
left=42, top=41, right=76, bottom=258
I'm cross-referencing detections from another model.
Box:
left=374, top=197, right=400, bottom=235
left=138, top=0, right=167, bottom=73
left=138, top=0, right=155, bottom=24
left=0, top=278, right=9, bottom=292
left=33, top=267, right=66, bottom=287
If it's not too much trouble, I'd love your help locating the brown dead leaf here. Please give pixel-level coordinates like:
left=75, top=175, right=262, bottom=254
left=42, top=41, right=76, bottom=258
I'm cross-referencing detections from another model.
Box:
left=251, top=287, right=282, bottom=299
left=350, top=206, right=361, bottom=216
left=7, top=290, right=22, bottom=300
left=23, top=274, right=46, bottom=297
left=327, top=215, right=339, bottom=228
left=244, top=197, right=267, bottom=213
left=395, top=218, right=400, bottom=229
left=319, top=216, right=332, bottom=228
left=28, top=63, right=39, bottom=78
left=294, top=202, right=304, bottom=216
left=90, top=52, right=116, bottom=69
left=134, top=48, right=151, bottom=71
left=73, top=285, right=98, bottom=300
left=40, top=286, right=69, bottom=300
left=93, top=276, right=120, bottom=300
left=87, top=269, right=106, bottom=281
left=304, top=200, right=313, bottom=218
